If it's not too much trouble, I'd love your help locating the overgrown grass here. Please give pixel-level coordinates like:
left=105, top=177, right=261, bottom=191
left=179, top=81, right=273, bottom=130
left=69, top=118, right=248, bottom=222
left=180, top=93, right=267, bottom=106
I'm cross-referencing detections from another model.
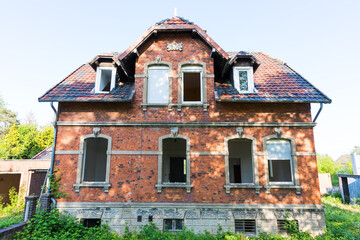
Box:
left=7, top=194, right=360, bottom=239
left=0, top=187, right=24, bottom=229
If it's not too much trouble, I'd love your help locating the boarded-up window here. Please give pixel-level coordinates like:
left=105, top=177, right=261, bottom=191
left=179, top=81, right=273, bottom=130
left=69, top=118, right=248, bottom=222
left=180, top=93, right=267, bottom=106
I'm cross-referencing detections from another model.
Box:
left=147, top=66, right=169, bottom=104
left=83, top=138, right=108, bottom=182
left=267, top=140, right=293, bottom=183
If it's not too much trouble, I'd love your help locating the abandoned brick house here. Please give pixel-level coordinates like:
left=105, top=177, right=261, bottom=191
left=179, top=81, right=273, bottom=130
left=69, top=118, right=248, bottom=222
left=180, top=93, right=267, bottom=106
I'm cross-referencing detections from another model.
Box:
left=39, top=16, right=331, bottom=235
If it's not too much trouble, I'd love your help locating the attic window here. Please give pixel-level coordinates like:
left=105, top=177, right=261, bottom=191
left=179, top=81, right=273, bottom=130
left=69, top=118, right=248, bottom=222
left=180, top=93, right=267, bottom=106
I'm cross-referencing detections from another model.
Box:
left=95, top=67, right=116, bottom=93
left=233, top=67, right=254, bottom=93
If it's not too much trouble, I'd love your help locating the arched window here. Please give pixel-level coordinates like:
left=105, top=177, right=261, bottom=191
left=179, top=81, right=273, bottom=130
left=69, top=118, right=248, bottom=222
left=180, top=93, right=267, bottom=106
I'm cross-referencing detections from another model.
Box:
left=74, top=132, right=112, bottom=192
left=266, top=139, right=293, bottom=184
left=155, top=133, right=192, bottom=193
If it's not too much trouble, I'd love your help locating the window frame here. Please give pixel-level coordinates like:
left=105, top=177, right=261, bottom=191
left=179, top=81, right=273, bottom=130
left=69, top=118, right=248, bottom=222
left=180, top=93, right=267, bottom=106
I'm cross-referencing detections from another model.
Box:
left=155, top=134, right=192, bottom=193
left=263, top=134, right=301, bottom=194
left=163, top=219, right=184, bottom=232
left=147, top=65, right=170, bottom=104
left=94, top=67, right=117, bottom=93
left=181, top=66, right=203, bottom=104
left=266, top=139, right=294, bottom=185
left=223, top=133, right=261, bottom=194
left=74, top=132, right=112, bottom=192
left=233, top=66, right=255, bottom=94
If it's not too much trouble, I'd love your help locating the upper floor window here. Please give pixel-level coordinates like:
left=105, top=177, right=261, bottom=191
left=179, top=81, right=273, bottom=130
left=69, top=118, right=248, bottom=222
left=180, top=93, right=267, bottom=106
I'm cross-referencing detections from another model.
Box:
left=182, top=66, right=202, bottom=103
left=266, top=139, right=293, bottom=184
left=233, top=66, right=254, bottom=93
left=95, top=67, right=116, bottom=93
left=147, top=66, right=169, bottom=104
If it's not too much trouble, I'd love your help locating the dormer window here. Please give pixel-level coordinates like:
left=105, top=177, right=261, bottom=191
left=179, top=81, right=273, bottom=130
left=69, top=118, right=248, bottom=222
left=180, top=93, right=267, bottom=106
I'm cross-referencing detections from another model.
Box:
left=233, top=66, right=254, bottom=93
left=95, top=67, right=116, bottom=93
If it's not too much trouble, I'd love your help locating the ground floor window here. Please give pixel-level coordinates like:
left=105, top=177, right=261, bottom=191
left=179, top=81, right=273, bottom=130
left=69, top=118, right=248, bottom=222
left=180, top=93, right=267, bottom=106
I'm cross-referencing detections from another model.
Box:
left=81, top=218, right=101, bottom=228
left=228, top=139, right=254, bottom=183
left=162, top=138, right=187, bottom=183
left=164, top=219, right=183, bottom=231
left=277, top=220, right=298, bottom=234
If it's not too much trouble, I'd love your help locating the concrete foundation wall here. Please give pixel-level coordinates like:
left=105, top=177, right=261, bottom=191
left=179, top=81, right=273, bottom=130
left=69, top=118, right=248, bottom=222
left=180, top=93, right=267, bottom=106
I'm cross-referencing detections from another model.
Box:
left=57, top=202, right=325, bottom=236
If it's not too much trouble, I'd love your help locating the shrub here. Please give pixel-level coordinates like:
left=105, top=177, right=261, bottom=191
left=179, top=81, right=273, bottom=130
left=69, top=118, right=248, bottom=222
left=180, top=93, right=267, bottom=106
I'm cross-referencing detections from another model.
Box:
left=0, top=187, right=25, bottom=229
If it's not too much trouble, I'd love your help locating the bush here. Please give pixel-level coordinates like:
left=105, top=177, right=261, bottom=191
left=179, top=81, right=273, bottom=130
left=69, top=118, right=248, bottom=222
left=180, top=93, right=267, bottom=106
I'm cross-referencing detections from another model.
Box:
left=15, top=209, right=120, bottom=240
left=0, top=187, right=25, bottom=229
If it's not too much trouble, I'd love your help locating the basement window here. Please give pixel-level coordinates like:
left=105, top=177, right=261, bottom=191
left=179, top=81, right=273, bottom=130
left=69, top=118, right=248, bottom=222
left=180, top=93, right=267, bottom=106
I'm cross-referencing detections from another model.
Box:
left=233, top=67, right=254, bottom=93
left=228, top=139, right=254, bottom=184
left=95, top=67, right=116, bottom=93
left=267, top=140, right=293, bottom=184
left=235, top=220, right=256, bottom=234
left=164, top=219, right=183, bottom=232
left=82, top=218, right=101, bottom=228
left=147, top=65, right=169, bottom=104
left=162, top=138, right=187, bottom=183
left=182, top=66, right=202, bottom=103
left=277, top=220, right=298, bottom=234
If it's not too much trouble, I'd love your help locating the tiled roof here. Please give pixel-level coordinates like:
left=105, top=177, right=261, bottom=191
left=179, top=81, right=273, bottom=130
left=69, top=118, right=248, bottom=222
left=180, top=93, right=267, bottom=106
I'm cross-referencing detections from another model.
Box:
left=119, top=16, right=229, bottom=60
left=215, top=52, right=331, bottom=103
left=32, top=146, right=52, bottom=160
left=39, top=64, right=135, bottom=102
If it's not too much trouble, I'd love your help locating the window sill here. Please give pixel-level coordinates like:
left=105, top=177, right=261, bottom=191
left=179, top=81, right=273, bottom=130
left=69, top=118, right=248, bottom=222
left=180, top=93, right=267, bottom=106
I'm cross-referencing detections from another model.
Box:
left=265, top=185, right=302, bottom=194
left=176, top=103, right=209, bottom=111
left=155, top=183, right=193, bottom=193
left=142, top=103, right=171, bottom=111
left=73, top=182, right=111, bottom=193
left=224, top=184, right=262, bottom=194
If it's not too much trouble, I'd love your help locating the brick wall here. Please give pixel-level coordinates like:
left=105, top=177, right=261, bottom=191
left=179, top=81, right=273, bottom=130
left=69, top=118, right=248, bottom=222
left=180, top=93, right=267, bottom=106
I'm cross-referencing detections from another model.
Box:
left=53, top=32, right=320, bottom=206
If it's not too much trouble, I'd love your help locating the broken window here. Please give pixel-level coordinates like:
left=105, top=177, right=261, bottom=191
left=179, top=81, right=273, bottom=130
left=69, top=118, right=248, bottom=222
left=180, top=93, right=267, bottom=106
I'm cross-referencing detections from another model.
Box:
left=182, top=66, right=202, bottom=103
left=164, top=219, right=183, bottom=232
left=82, top=137, right=108, bottom=182
left=228, top=139, right=254, bottom=184
left=162, top=138, right=187, bottom=183
left=95, top=67, right=116, bottom=93
left=267, top=139, right=293, bottom=184
left=147, top=66, right=169, bottom=104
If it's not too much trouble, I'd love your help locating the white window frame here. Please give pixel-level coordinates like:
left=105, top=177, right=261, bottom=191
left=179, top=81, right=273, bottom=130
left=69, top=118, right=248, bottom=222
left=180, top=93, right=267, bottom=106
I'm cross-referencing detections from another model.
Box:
left=181, top=66, right=203, bottom=104
left=95, top=67, right=116, bottom=93
left=147, top=65, right=170, bottom=104
left=266, top=139, right=294, bottom=185
left=233, top=66, right=254, bottom=93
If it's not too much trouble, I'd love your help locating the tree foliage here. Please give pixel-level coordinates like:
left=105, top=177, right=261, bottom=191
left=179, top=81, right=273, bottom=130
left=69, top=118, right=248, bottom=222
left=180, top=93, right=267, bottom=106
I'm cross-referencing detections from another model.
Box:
left=0, top=95, right=17, bottom=135
left=317, top=154, right=353, bottom=187
left=0, top=124, right=53, bottom=159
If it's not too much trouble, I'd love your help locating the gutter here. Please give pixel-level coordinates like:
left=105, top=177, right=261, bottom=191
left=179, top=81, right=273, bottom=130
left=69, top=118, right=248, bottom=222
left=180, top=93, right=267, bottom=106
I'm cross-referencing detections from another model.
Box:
left=313, top=103, right=323, bottom=122
left=48, top=102, right=58, bottom=208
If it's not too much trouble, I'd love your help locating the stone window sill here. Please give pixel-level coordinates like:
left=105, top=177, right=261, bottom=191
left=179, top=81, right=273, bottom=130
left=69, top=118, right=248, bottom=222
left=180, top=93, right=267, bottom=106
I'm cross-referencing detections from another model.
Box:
left=224, top=184, right=262, bottom=194
left=155, top=183, right=193, bottom=193
left=73, top=182, right=111, bottom=193
left=176, top=103, right=209, bottom=111
left=265, top=185, right=302, bottom=194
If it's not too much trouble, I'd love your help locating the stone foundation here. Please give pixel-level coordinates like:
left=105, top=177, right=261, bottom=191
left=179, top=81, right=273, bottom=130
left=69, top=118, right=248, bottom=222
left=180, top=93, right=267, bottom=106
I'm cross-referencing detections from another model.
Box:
left=57, top=202, right=325, bottom=236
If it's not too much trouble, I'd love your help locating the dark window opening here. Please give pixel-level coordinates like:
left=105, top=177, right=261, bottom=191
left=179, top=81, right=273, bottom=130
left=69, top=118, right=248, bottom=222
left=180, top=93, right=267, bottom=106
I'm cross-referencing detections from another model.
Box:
left=82, top=218, right=101, bottom=228
left=268, top=160, right=292, bottom=182
left=183, top=72, right=201, bottom=102
left=164, top=219, right=183, bottom=231
left=83, top=137, right=108, bottom=182
left=277, top=220, right=298, bottom=234
left=0, top=173, right=21, bottom=205
left=228, top=139, right=253, bottom=183
left=235, top=219, right=256, bottom=234
left=137, top=216, right=142, bottom=222
left=99, top=69, right=113, bottom=92
left=162, top=138, right=186, bottom=183
left=149, top=215, right=153, bottom=222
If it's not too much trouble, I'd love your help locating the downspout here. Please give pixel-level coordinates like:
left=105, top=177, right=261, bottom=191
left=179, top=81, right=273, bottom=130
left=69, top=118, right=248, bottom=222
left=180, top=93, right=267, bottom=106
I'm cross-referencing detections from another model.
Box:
left=313, top=103, right=323, bottom=122
left=48, top=101, right=58, bottom=208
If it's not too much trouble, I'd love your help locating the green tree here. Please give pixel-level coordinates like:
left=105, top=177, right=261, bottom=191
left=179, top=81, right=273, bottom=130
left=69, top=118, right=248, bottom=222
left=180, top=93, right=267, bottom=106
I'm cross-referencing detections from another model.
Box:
left=0, top=124, right=53, bottom=159
left=0, top=95, right=17, bottom=135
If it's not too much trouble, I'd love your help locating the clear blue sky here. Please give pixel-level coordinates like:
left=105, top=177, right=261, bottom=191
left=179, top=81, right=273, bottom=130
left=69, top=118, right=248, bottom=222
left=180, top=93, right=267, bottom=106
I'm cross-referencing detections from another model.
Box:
left=0, top=0, right=359, bottom=160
